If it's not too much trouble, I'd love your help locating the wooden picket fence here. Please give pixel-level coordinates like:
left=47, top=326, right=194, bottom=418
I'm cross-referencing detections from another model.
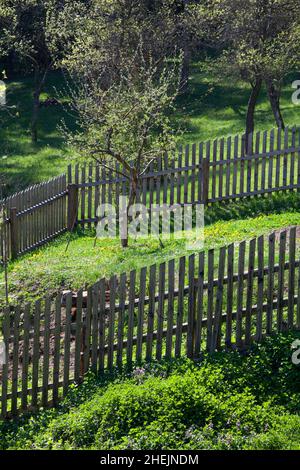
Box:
left=72, top=126, right=300, bottom=226
left=1, top=225, right=300, bottom=419
left=0, top=174, right=68, bottom=260
left=1, top=126, right=300, bottom=261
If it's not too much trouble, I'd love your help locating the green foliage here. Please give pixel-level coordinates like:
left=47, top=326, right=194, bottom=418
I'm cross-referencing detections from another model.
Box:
left=0, top=0, right=82, bottom=73
left=0, top=72, right=75, bottom=196
left=208, top=0, right=300, bottom=85
left=65, top=45, right=182, bottom=176
left=201, top=0, right=300, bottom=131
left=1, top=332, right=300, bottom=450
left=62, top=0, right=200, bottom=79
left=0, top=0, right=85, bottom=141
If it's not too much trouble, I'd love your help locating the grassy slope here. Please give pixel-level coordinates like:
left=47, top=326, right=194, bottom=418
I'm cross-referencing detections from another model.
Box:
left=1, top=210, right=300, bottom=306
left=1, top=332, right=300, bottom=450
left=1, top=67, right=299, bottom=195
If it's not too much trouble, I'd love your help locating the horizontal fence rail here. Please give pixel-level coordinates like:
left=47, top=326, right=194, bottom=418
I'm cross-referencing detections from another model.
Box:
left=1, top=126, right=300, bottom=261
left=1, top=226, right=300, bottom=419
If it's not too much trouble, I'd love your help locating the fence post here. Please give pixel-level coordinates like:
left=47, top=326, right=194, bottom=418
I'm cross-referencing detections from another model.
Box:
left=202, top=158, right=209, bottom=205
left=9, top=207, right=18, bottom=259
left=67, top=184, right=79, bottom=231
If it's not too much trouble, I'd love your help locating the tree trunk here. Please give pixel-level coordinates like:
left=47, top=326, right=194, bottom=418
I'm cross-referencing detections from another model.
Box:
left=31, top=67, right=49, bottom=143
left=121, top=174, right=138, bottom=248
left=246, top=78, right=262, bottom=149
left=266, top=80, right=285, bottom=130
left=31, top=90, right=40, bottom=143
left=179, top=47, right=190, bottom=94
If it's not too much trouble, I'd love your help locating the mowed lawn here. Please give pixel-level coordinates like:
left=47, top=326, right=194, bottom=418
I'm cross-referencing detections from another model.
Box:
left=1, top=66, right=300, bottom=196
left=1, top=211, right=300, bottom=306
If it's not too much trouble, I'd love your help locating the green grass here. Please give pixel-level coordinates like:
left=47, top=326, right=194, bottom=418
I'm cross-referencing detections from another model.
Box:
left=175, top=64, right=300, bottom=144
left=0, top=71, right=75, bottom=196
left=1, top=66, right=299, bottom=196
left=1, top=210, right=300, bottom=306
left=1, top=331, right=300, bottom=450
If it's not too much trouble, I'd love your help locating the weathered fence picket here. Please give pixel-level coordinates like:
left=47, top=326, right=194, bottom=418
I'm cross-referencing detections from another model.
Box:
left=2, top=127, right=300, bottom=418
left=70, top=126, right=300, bottom=226
left=1, top=174, right=68, bottom=260
left=1, top=127, right=300, bottom=262
left=1, top=226, right=300, bottom=419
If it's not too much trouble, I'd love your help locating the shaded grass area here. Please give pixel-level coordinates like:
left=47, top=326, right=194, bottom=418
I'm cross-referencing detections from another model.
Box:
left=1, top=67, right=299, bottom=196
left=175, top=65, right=300, bottom=143
left=1, top=331, right=300, bottom=450
left=0, top=71, right=75, bottom=196
left=1, top=196, right=300, bottom=306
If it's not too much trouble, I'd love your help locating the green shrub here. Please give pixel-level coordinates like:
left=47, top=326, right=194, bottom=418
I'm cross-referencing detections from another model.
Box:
left=1, top=332, right=300, bottom=450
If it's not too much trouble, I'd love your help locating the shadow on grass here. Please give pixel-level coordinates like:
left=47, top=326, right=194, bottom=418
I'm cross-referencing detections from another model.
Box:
left=0, top=71, right=76, bottom=195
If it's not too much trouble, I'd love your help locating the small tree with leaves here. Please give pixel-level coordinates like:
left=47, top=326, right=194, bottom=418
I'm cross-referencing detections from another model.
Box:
left=203, top=0, right=300, bottom=142
left=64, top=47, right=182, bottom=247
left=62, top=0, right=206, bottom=95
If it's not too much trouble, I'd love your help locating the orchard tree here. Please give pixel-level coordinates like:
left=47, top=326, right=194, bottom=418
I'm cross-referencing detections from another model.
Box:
left=63, top=0, right=206, bottom=94
left=0, top=0, right=85, bottom=142
left=262, top=28, right=300, bottom=129
left=204, top=0, right=300, bottom=142
left=64, top=47, right=182, bottom=247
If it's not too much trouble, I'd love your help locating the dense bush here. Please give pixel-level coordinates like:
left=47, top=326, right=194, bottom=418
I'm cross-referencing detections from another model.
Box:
left=1, top=332, right=300, bottom=450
